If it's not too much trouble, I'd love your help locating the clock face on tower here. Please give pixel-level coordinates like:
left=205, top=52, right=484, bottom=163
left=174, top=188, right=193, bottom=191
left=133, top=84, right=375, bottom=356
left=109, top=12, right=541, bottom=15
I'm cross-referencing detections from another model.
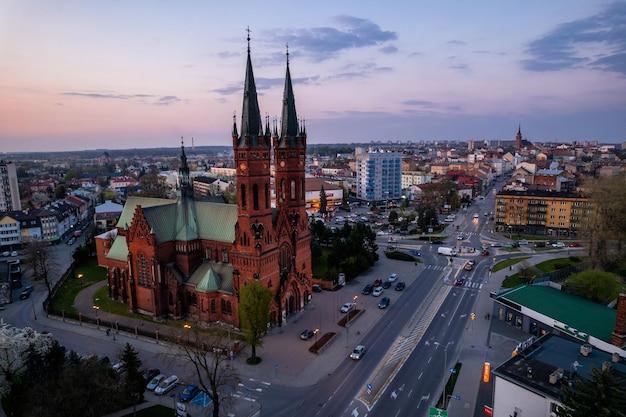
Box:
left=280, top=161, right=285, bottom=167
left=239, top=163, right=247, bottom=171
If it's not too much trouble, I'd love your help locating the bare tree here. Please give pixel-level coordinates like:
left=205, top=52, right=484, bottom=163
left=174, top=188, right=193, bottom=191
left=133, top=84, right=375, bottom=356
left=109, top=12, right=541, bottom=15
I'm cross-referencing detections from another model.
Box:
left=169, top=327, right=239, bottom=417
left=22, top=241, right=58, bottom=296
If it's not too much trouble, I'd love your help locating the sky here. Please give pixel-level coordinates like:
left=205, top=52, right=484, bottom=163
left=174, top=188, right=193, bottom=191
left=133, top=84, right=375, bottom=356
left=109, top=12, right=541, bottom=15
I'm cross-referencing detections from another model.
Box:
left=1, top=0, right=625, bottom=153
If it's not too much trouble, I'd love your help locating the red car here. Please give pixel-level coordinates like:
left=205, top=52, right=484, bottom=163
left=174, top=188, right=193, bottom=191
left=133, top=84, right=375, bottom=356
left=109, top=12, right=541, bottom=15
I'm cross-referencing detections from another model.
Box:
left=464, top=264, right=473, bottom=271
left=569, top=242, right=581, bottom=247
left=480, top=250, right=490, bottom=256
left=373, top=278, right=383, bottom=287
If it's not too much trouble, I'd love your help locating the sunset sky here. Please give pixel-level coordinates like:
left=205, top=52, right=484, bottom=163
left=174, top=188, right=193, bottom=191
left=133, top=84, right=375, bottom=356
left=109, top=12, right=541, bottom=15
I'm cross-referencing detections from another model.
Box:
left=1, top=0, right=625, bottom=152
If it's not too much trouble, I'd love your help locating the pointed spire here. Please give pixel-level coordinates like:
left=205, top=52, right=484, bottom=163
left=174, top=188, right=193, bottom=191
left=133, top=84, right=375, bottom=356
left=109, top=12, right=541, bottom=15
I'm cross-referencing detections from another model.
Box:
left=237, top=27, right=263, bottom=148
left=232, top=111, right=238, bottom=137
left=517, top=124, right=521, bottom=136
left=279, top=43, right=299, bottom=147
left=179, top=137, right=191, bottom=198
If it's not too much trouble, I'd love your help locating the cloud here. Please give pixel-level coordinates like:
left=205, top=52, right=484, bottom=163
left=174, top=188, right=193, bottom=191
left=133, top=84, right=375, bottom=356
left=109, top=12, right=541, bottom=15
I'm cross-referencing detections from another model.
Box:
left=473, top=50, right=506, bottom=56
left=522, top=2, right=626, bottom=75
left=447, top=40, right=467, bottom=46
left=379, top=45, right=398, bottom=54
left=450, top=63, right=470, bottom=72
left=266, top=15, right=397, bottom=62
left=402, top=100, right=439, bottom=108
left=61, top=91, right=181, bottom=105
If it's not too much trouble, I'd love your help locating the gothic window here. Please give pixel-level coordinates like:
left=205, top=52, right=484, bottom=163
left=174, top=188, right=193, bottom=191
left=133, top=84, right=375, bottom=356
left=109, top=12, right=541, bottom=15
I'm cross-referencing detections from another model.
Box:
left=291, top=180, right=296, bottom=200
left=186, top=292, right=191, bottom=305
left=280, top=179, right=285, bottom=201
left=279, top=243, right=293, bottom=273
left=253, top=184, right=259, bottom=210
left=137, top=254, right=150, bottom=287
left=222, top=249, right=228, bottom=263
left=221, top=299, right=226, bottom=313
left=301, top=179, right=305, bottom=200
left=191, top=292, right=197, bottom=306
left=169, top=292, right=174, bottom=305
left=265, top=183, right=269, bottom=209
left=211, top=299, right=216, bottom=313
left=225, top=300, right=232, bottom=315
left=241, top=184, right=246, bottom=210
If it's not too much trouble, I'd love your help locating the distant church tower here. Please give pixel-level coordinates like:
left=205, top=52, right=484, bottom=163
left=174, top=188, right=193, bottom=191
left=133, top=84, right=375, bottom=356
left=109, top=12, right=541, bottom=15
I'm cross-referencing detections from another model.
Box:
left=515, top=125, right=523, bottom=150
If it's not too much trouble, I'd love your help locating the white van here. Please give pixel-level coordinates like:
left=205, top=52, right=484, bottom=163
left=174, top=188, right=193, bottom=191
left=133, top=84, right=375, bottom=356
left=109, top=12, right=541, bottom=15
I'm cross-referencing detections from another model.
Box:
left=437, top=247, right=457, bottom=256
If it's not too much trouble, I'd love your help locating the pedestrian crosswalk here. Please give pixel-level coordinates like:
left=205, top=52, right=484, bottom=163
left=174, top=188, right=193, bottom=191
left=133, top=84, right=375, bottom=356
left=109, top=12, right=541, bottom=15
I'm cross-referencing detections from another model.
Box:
left=453, top=280, right=483, bottom=290
left=424, top=264, right=447, bottom=271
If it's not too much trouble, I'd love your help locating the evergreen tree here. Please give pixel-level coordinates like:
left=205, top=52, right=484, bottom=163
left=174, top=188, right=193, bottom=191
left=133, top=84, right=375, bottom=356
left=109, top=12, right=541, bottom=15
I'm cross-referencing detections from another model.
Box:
left=556, top=366, right=626, bottom=417
left=119, top=343, right=144, bottom=414
left=319, top=186, right=327, bottom=216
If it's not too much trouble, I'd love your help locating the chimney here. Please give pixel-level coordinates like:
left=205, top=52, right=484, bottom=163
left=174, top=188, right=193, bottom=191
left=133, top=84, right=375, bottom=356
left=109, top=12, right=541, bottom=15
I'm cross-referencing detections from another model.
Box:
left=611, top=293, right=626, bottom=347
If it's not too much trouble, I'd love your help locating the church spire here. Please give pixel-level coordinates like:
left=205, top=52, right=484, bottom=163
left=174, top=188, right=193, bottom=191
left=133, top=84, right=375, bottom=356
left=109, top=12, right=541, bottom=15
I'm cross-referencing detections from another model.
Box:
left=278, top=43, right=300, bottom=147
left=236, top=27, right=263, bottom=148
left=178, top=137, right=192, bottom=199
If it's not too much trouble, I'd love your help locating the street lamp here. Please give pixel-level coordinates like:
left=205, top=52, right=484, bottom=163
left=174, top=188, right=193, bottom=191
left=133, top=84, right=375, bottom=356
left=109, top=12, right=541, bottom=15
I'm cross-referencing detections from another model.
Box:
left=77, top=273, right=83, bottom=287
left=434, top=341, right=454, bottom=409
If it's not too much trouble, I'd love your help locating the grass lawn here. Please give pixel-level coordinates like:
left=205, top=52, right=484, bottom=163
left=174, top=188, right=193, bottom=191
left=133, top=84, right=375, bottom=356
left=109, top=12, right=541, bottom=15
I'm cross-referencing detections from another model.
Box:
left=491, top=256, right=531, bottom=273
left=312, top=250, right=330, bottom=281
left=534, top=257, right=583, bottom=273
left=50, top=258, right=106, bottom=314
left=121, top=405, right=174, bottom=417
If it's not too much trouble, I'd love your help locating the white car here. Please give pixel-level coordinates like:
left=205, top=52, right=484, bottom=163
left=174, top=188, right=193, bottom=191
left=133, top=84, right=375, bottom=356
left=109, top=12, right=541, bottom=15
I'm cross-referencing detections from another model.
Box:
left=473, top=213, right=479, bottom=218
left=552, top=242, right=565, bottom=248
left=372, top=286, right=384, bottom=297
left=340, top=302, right=355, bottom=313
left=154, top=374, right=179, bottom=395
left=388, top=273, right=398, bottom=282
left=146, top=374, right=165, bottom=391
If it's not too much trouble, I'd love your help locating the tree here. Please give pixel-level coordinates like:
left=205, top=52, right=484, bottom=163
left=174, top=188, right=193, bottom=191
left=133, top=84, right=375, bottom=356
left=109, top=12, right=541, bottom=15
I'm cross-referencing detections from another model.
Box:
left=556, top=365, right=626, bottom=417
left=584, top=176, right=626, bottom=273
left=54, top=183, right=68, bottom=199
left=22, top=240, right=57, bottom=296
left=174, top=328, right=239, bottom=417
left=565, top=269, right=622, bottom=304
left=319, top=186, right=327, bottom=217
left=239, top=280, right=272, bottom=364
left=133, top=172, right=170, bottom=198
left=119, top=343, right=144, bottom=415
left=388, top=210, right=399, bottom=225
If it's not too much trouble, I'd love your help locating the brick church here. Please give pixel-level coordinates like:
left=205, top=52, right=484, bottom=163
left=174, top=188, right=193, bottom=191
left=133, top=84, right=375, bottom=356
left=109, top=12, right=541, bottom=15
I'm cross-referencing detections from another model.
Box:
left=96, top=39, right=312, bottom=328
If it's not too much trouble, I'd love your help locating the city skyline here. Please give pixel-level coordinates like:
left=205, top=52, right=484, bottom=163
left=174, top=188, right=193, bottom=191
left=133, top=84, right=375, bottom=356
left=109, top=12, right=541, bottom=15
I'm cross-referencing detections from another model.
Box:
left=1, top=0, right=625, bottom=153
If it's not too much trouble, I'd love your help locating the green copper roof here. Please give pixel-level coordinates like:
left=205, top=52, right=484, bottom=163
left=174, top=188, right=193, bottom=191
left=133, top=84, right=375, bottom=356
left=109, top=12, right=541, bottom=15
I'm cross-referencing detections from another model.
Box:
left=496, top=284, right=617, bottom=343
left=107, top=235, right=128, bottom=261
left=186, top=261, right=234, bottom=293
left=116, top=196, right=237, bottom=244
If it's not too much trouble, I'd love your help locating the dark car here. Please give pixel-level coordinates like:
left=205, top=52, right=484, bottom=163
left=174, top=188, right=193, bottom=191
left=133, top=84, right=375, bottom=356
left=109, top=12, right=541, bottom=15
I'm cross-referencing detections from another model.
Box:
left=19, top=285, right=33, bottom=300
left=180, top=384, right=199, bottom=402
left=535, top=242, right=546, bottom=248
left=143, top=368, right=161, bottom=382
left=431, top=239, right=443, bottom=244
left=312, top=284, right=322, bottom=292
left=455, top=278, right=465, bottom=286
left=362, top=284, right=373, bottom=295
left=382, top=280, right=392, bottom=289
left=300, top=329, right=315, bottom=340
left=394, top=281, right=406, bottom=291
left=378, top=297, right=390, bottom=309
left=480, top=250, right=490, bottom=256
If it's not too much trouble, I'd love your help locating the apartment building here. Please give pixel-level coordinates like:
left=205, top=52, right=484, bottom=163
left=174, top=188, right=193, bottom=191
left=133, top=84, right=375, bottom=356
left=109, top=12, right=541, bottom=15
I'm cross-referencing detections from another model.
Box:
left=355, top=147, right=402, bottom=202
left=0, top=161, right=20, bottom=212
left=494, top=190, right=591, bottom=237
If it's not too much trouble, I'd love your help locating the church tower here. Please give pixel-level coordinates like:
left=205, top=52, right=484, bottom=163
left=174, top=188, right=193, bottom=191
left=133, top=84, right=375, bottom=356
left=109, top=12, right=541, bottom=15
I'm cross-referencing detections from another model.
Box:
left=231, top=34, right=277, bottom=295
left=515, top=125, right=523, bottom=150
left=272, top=47, right=312, bottom=323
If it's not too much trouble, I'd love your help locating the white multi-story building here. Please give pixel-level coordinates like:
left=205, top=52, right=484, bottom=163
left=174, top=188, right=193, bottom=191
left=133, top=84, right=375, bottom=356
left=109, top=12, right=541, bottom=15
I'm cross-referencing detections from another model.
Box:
left=401, top=171, right=431, bottom=189
left=0, top=161, right=20, bottom=212
left=355, top=147, right=402, bottom=202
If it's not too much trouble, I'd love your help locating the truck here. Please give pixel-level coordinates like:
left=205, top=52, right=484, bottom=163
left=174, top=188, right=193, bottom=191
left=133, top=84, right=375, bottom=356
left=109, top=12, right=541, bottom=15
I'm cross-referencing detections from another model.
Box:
left=437, top=246, right=457, bottom=256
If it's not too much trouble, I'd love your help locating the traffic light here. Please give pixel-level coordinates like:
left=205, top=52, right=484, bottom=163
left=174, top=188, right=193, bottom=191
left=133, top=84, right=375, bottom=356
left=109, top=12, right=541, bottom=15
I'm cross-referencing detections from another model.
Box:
left=483, top=361, right=491, bottom=382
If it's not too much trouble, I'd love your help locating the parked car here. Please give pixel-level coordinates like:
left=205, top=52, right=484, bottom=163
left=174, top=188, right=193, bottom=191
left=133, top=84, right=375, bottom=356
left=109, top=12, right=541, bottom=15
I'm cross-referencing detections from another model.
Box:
left=179, top=384, right=200, bottom=402
left=569, top=242, right=581, bottom=247
left=143, top=368, right=161, bottom=382
left=430, top=239, right=443, bottom=244
left=112, top=362, right=125, bottom=374
left=382, top=280, right=392, bottom=289
left=552, top=242, right=565, bottom=248
left=518, top=240, right=529, bottom=245
left=300, top=329, right=315, bottom=340
left=1, top=251, right=9, bottom=257
left=372, top=278, right=383, bottom=287
left=455, top=278, right=465, bottom=286
left=146, top=374, right=165, bottom=391
left=10, top=251, right=18, bottom=257
left=19, top=285, right=33, bottom=300
left=394, top=281, right=406, bottom=291
left=349, top=345, right=365, bottom=360
left=372, top=286, right=384, bottom=297
left=535, top=242, right=546, bottom=247
left=490, top=242, right=503, bottom=247
left=410, top=249, right=421, bottom=256
left=312, top=284, right=322, bottom=292
left=378, top=297, right=390, bottom=309
left=388, top=273, right=398, bottom=282
left=362, top=284, right=373, bottom=295
left=340, top=303, right=355, bottom=313
left=154, top=374, right=179, bottom=395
